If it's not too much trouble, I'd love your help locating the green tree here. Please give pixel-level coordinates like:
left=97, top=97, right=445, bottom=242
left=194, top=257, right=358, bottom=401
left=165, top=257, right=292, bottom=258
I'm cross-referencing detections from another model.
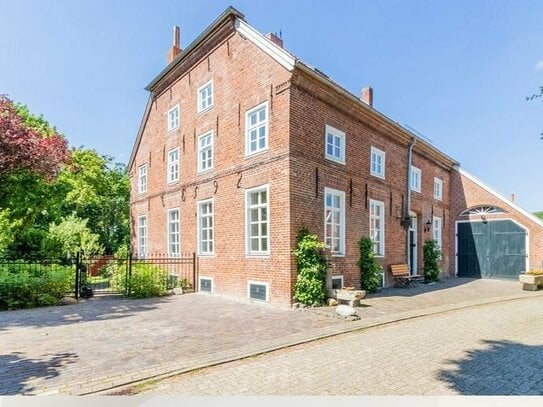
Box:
left=42, top=214, right=103, bottom=258
left=0, top=98, right=129, bottom=257
left=533, top=211, right=543, bottom=221
left=58, top=149, right=129, bottom=254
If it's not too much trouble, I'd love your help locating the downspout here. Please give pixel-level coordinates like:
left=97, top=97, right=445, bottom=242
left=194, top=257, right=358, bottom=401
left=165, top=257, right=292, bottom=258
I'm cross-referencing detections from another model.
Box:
left=406, top=137, right=417, bottom=270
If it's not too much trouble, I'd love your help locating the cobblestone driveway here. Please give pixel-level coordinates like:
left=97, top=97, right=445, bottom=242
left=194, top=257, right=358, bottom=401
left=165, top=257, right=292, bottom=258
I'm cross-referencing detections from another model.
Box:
left=139, top=296, right=543, bottom=395
left=0, top=294, right=348, bottom=395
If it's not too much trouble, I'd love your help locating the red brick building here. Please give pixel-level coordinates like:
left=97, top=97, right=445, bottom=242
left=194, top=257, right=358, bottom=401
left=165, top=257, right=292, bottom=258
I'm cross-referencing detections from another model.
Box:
left=129, top=7, right=543, bottom=305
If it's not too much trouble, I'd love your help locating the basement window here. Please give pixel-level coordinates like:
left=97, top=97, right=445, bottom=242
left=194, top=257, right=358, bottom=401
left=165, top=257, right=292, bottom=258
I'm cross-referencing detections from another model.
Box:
left=331, top=275, right=344, bottom=289
left=248, top=281, right=269, bottom=302
left=199, top=277, right=213, bottom=293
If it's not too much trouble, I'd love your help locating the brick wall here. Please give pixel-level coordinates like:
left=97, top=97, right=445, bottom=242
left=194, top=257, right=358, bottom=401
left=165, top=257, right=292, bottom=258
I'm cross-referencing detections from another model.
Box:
left=449, top=169, right=543, bottom=273
left=130, top=30, right=294, bottom=304
left=288, top=71, right=452, bottom=287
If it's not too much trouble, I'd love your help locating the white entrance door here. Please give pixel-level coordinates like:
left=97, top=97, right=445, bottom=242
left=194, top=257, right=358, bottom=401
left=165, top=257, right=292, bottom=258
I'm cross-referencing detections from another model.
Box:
left=409, top=212, right=418, bottom=275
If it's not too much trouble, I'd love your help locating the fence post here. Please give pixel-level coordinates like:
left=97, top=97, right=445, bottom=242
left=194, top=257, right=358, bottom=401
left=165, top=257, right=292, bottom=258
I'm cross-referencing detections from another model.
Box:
left=192, top=252, right=197, bottom=292
left=126, top=251, right=132, bottom=296
left=75, top=252, right=80, bottom=299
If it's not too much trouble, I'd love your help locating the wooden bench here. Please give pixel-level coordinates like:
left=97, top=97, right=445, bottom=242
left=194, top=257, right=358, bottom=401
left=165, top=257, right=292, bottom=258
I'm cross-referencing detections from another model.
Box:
left=390, top=264, right=422, bottom=288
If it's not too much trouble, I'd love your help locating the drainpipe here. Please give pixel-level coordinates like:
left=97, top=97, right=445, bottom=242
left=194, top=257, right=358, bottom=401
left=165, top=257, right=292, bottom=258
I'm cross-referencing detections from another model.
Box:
left=406, top=137, right=417, bottom=269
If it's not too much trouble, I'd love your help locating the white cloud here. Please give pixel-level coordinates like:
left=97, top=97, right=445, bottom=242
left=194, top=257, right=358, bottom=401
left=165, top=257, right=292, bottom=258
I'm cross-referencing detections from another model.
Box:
left=536, top=60, right=543, bottom=70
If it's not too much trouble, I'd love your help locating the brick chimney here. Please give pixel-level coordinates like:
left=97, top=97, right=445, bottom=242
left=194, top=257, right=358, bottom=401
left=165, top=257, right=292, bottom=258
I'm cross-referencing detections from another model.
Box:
left=361, top=86, right=373, bottom=107
left=266, top=32, right=283, bottom=48
left=167, top=26, right=181, bottom=64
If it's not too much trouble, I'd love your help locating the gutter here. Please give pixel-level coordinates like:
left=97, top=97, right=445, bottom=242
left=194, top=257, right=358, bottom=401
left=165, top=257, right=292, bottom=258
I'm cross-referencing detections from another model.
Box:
left=406, top=137, right=417, bottom=270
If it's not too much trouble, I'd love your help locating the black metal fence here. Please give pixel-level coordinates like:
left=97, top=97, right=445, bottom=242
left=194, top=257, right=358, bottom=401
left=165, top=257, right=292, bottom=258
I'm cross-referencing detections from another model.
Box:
left=0, top=253, right=198, bottom=309
left=76, top=252, right=198, bottom=298
left=0, top=257, right=76, bottom=310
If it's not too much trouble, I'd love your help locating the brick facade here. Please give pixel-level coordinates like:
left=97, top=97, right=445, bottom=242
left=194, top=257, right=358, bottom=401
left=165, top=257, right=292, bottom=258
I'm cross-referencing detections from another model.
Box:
left=449, top=169, right=543, bottom=273
left=129, top=8, right=543, bottom=305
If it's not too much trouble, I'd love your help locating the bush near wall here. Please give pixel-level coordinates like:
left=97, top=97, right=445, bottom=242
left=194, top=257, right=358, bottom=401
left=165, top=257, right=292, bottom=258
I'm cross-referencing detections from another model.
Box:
left=0, top=264, right=74, bottom=310
left=293, top=228, right=328, bottom=306
left=111, top=263, right=171, bottom=299
left=358, top=237, right=383, bottom=293
left=423, top=240, right=441, bottom=282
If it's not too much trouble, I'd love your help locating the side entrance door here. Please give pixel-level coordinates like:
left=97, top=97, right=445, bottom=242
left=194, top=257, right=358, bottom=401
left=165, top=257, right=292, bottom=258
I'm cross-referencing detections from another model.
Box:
left=457, top=219, right=527, bottom=279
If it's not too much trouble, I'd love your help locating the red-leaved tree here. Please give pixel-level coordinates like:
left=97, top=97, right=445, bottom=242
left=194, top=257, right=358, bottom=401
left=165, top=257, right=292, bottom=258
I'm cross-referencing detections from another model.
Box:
left=0, top=95, right=70, bottom=180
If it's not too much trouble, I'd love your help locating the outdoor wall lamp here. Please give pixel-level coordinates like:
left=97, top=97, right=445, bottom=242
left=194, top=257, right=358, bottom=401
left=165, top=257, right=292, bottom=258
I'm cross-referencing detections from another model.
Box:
left=424, top=220, right=432, bottom=232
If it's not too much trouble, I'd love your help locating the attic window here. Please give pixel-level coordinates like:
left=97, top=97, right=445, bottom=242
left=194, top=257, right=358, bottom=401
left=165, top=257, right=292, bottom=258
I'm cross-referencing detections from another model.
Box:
left=460, top=206, right=506, bottom=216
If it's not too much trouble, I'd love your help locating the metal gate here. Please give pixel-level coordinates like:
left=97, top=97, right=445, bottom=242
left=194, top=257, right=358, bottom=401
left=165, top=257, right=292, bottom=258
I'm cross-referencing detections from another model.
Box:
left=75, top=253, right=198, bottom=298
left=456, top=220, right=527, bottom=279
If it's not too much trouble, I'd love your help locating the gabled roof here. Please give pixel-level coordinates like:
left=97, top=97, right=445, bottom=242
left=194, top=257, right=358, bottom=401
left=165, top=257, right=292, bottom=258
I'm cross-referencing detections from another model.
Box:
left=456, top=167, right=543, bottom=228
left=129, top=6, right=459, bottom=170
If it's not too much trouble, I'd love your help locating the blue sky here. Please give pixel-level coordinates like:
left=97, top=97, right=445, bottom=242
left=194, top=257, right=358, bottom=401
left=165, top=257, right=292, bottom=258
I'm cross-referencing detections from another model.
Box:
left=1, top=1, right=542, bottom=211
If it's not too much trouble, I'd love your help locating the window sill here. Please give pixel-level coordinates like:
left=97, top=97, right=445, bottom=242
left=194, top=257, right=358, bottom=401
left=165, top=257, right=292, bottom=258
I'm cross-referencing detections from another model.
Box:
left=245, top=148, right=268, bottom=159
left=197, top=105, right=214, bottom=115
left=371, top=172, right=385, bottom=180
left=197, top=168, right=213, bottom=175
left=245, top=253, right=271, bottom=258
left=325, top=155, right=346, bottom=165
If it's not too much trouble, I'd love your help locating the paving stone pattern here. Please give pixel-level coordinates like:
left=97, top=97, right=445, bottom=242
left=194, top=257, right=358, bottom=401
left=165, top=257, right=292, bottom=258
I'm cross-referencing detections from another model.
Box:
left=0, top=294, right=348, bottom=395
left=141, top=295, right=543, bottom=395
left=0, top=278, right=540, bottom=395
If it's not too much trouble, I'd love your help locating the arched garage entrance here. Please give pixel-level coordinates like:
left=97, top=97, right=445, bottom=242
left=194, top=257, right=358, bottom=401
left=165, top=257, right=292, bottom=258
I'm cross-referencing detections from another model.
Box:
left=456, top=219, right=528, bottom=279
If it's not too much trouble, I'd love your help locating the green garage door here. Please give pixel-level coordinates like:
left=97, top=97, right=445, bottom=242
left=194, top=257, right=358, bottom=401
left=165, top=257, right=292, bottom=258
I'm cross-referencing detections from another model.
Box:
left=457, top=220, right=527, bottom=279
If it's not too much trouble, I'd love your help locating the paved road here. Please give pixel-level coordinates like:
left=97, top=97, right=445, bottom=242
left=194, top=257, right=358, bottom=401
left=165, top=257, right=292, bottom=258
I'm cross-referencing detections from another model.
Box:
left=139, top=295, right=543, bottom=395
left=0, top=294, right=346, bottom=395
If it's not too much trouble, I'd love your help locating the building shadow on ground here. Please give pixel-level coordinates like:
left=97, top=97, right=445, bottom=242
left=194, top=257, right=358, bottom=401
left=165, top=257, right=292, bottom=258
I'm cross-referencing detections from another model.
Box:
left=0, top=295, right=175, bottom=331
left=369, top=277, right=493, bottom=299
left=437, top=339, right=543, bottom=395
left=0, top=352, right=78, bottom=395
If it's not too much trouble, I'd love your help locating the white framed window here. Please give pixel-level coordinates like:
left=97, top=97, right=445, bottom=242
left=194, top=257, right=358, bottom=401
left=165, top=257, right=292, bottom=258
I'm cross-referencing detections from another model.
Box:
left=331, top=275, right=344, bottom=289
left=411, top=166, right=421, bottom=193
left=137, top=215, right=148, bottom=257
left=198, top=199, right=214, bottom=255
left=167, top=208, right=180, bottom=256
left=167, top=148, right=179, bottom=184
left=167, top=105, right=179, bottom=132
left=246, top=184, right=269, bottom=255
left=245, top=102, right=268, bottom=156
left=248, top=280, right=269, bottom=302
left=434, top=178, right=443, bottom=200
left=433, top=216, right=442, bottom=251
left=325, top=125, right=346, bottom=164
left=199, top=276, right=213, bottom=293
left=370, top=147, right=385, bottom=179
left=198, top=131, right=213, bottom=173
left=324, top=188, right=345, bottom=255
left=369, top=199, right=385, bottom=256
left=138, top=164, right=147, bottom=194
left=198, top=80, right=213, bottom=113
